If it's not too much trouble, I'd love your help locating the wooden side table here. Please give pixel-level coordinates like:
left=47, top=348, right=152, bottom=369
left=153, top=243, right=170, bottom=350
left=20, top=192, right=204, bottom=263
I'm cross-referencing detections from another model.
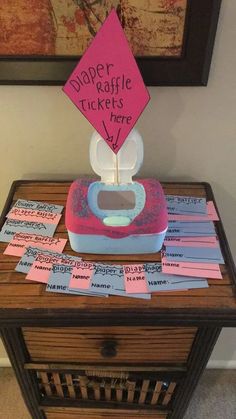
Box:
left=0, top=180, right=235, bottom=419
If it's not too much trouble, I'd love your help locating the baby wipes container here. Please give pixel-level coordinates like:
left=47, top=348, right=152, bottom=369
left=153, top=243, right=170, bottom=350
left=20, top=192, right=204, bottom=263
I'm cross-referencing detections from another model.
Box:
left=66, top=129, right=168, bottom=254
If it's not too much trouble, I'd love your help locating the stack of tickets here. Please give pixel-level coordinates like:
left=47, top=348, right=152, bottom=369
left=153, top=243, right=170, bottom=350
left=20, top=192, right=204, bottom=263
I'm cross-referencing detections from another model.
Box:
left=0, top=197, right=224, bottom=299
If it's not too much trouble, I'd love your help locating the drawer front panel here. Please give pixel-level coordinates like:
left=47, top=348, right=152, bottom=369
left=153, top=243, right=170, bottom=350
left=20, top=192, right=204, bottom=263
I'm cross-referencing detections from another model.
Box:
left=37, top=368, right=180, bottom=407
left=23, top=326, right=197, bottom=364
left=44, top=407, right=168, bottom=418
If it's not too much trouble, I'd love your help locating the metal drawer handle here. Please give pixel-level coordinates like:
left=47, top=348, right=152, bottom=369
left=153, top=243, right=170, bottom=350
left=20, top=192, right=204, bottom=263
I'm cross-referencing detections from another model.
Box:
left=101, top=340, right=118, bottom=358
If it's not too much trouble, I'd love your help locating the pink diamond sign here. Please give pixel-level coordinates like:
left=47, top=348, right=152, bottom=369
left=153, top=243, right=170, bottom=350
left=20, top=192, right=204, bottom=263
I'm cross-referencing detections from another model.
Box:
left=63, top=9, right=150, bottom=154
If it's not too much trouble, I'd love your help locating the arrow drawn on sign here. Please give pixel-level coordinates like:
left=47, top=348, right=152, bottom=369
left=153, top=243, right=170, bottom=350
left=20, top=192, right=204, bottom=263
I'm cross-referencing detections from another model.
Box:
left=102, top=121, right=121, bottom=151
left=112, top=128, right=121, bottom=151
left=102, top=121, right=113, bottom=142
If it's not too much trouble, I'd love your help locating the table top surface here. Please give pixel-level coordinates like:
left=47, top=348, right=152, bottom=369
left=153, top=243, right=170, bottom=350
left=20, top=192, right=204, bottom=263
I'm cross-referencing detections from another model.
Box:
left=0, top=180, right=235, bottom=327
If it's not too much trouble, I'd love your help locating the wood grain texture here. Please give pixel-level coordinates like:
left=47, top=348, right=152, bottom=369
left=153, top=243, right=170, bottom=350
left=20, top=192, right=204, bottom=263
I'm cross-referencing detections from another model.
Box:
left=1, top=180, right=234, bottom=419
left=0, top=180, right=235, bottom=327
left=43, top=407, right=168, bottom=418
left=22, top=326, right=197, bottom=364
left=24, top=364, right=186, bottom=373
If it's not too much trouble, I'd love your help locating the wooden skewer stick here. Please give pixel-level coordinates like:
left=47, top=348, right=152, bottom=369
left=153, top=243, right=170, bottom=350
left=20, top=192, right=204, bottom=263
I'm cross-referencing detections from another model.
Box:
left=115, top=153, right=119, bottom=185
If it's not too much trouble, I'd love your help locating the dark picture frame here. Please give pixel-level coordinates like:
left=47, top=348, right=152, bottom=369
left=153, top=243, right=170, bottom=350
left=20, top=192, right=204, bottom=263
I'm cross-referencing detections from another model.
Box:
left=0, top=0, right=221, bottom=86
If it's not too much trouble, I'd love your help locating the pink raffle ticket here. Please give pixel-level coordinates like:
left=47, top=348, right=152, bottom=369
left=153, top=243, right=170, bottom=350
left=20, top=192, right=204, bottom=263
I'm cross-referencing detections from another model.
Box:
left=124, top=264, right=149, bottom=294
left=162, top=256, right=222, bottom=279
left=4, top=233, right=67, bottom=257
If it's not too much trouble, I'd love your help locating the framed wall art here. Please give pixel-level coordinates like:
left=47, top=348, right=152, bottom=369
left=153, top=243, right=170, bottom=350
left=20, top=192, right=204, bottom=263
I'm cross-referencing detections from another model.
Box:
left=0, top=0, right=221, bottom=85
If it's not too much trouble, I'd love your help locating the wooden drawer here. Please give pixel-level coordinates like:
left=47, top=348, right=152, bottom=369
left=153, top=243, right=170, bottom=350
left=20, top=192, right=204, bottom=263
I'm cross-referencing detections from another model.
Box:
left=43, top=407, right=168, bottom=418
left=34, top=366, right=181, bottom=408
left=22, top=326, right=197, bottom=364
left=36, top=366, right=177, bottom=417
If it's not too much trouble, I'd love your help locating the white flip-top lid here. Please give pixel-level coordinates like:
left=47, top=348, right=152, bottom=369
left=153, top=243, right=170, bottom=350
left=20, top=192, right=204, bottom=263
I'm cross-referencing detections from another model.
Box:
left=90, top=128, right=144, bottom=184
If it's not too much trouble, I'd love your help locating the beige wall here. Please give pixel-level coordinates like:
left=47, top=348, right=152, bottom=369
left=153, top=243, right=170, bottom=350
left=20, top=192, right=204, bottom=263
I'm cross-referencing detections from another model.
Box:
left=0, top=0, right=235, bottom=365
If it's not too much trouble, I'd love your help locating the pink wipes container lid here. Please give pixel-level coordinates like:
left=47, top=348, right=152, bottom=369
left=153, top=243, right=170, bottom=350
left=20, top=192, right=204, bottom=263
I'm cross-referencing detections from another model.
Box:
left=66, top=178, right=168, bottom=239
